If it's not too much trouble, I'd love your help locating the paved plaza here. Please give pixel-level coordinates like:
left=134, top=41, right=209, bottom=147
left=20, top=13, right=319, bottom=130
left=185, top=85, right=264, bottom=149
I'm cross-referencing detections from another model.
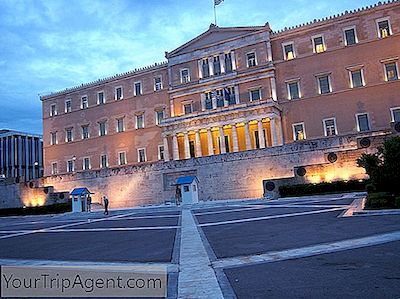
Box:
left=0, top=193, right=400, bottom=298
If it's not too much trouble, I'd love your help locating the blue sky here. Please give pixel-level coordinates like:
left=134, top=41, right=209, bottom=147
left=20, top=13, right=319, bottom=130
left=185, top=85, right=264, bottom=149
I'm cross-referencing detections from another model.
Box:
left=0, top=0, right=379, bottom=135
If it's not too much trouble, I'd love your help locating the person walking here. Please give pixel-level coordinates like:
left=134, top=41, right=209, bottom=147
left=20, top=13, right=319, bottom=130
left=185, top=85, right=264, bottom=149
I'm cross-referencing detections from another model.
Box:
left=103, top=196, right=109, bottom=215
left=175, top=185, right=182, bottom=206
left=86, top=195, right=92, bottom=213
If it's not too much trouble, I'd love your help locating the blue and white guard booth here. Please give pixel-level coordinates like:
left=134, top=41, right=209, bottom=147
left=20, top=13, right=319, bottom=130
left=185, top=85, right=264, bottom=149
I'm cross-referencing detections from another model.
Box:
left=70, top=187, right=93, bottom=212
left=175, top=176, right=199, bottom=205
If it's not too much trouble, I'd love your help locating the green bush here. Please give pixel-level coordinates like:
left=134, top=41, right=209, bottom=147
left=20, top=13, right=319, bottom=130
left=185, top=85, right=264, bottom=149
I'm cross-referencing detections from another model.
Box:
left=278, top=180, right=367, bottom=197
left=0, top=202, right=72, bottom=217
left=365, top=192, right=396, bottom=210
left=395, top=197, right=400, bottom=209
left=357, top=136, right=400, bottom=195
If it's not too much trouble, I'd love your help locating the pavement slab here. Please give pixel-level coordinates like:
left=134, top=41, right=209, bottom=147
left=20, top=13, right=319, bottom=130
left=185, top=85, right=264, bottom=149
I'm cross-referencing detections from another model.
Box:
left=225, top=241, right=400, bottom=299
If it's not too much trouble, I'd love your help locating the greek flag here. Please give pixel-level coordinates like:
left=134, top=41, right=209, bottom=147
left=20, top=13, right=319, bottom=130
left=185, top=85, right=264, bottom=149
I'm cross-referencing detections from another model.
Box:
left=215, top=0, right=224, bottom=6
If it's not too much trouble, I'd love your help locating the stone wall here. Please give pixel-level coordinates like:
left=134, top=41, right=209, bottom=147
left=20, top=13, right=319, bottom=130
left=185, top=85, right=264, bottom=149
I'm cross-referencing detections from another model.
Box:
left=33, top=132, right=390, bottom=209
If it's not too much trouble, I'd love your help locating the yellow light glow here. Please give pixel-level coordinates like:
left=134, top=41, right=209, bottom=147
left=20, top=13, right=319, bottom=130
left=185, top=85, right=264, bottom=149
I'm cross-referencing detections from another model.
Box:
left=287, top=51, right=294, bottom=60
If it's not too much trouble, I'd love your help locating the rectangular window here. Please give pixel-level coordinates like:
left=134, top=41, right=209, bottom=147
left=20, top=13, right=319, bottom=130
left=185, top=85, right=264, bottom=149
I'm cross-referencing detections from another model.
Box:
left=81, top=96, right=88, bottom=109
left=344, top=28, right=357, bottom=46
left=318, top=75, right=331, bottom=94
left=287, top=81, right=300, bottom=100
left=283, top=43, right=295, bottom=60
left=385, top=62, right=398, bottom=81
left=100, top=154, right=108, bottom=168
left=118, top=152, right=127, bottom=165
left=158, top=145, right=164, bottom=161
left=50, top=104, right=57, bottom=116
left=350, top=69, right=365, bottom=88
left=249, top=88, right=261, bottom=101
left=391, top=107, right=400, bottom=122
left=134, top=82, right=142, bottom=96
left=154, top=76, right=162, bottom=91
left=246, top=52, right=257, bottom=67
left=225, top=53, right=233, bottom=72
left=205, top=92, right=213, bottom=110
left=83, top=157, right=91, bottom=170
left=356, top=113, right=370, bottom=132
left=224, top=86, right=236, bottom=105
left=155, top=110, right=164, bottom=125
left=213, top=56, right=221, bottom=75
left=137, top=148, right=146, bottom=163
left=67, top=160, right=74, bottom=172
left=51, top=132, right=57, bottom=145
left=377, top=19, right=391, bottom=38
left=97, top=91, right=105, bottom=104
left=99, top=121, right=107, bottom=136
left=313, top=35, right=326, bottom=53
left=183, top=103, right=192, bottom=115
left=115, top=87, right=123, bottom=100
left=116, top=118, right=125, bottom=133
left=65, top=100, right=72, bottom=113
left=202, top=59, right=210, bottom=78
left=136, top=114, right=144, bottom=129
left=323, top=118, right=337, bottom=136
left=81, top=125, right=89, bottom=139
left=51, top=162, right=58, bottom=175
left=66, top=128, right=73, bottom=143
left=293, top=123, right=306, bottom=141
left=180, top=69, right=190, bottom=84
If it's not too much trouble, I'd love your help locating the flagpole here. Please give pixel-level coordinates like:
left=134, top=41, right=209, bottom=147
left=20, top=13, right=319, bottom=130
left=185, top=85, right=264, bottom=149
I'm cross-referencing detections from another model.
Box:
left=213, top=1, right=217, bottom=25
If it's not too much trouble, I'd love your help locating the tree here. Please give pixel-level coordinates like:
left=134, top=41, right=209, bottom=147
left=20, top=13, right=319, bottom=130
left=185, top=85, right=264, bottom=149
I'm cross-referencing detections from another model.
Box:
left=357, top=136, right=400, bottom=194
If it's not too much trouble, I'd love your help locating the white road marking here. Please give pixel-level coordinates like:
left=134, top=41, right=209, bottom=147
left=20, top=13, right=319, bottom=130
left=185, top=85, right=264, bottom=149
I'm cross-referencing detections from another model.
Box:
left=0, top=211, right=142, bottom=240
left=30, top=226, right=180, bottom=232
left=198, top=207, right=347, bottom=227
left=0, top=258, right=178, bottom=272
left=212, top=231, right=400, bottom=269
left=108, top=214, right=180, bottom=220
left=178, top=209, right=224, bottom=299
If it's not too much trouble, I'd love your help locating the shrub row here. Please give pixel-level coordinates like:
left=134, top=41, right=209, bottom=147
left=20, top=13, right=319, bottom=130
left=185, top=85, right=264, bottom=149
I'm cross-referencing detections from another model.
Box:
left=278, top=180, right=368, bottom=198
left=365, top=192, right=400, bottom=210
left=0, top=202, right=72, bottom=217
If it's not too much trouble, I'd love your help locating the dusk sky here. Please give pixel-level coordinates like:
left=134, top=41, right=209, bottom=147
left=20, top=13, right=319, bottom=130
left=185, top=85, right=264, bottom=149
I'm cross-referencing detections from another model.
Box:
left=0, top=0, right=379, bottom=135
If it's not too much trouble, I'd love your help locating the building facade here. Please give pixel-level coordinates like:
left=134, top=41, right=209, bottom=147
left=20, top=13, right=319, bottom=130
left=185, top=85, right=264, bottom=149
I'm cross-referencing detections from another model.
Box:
left=0, top=130, right=43, bottom=182
left=41, top=1, right=400, bottom=184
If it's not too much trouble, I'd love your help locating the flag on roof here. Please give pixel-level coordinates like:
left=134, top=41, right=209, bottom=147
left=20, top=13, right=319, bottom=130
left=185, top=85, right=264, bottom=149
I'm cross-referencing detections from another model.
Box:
left=215, top=0, right=224, bottom=6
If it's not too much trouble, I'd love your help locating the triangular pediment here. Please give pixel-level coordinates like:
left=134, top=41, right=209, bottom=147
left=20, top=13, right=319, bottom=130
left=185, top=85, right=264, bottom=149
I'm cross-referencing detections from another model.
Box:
left=167, top=24, right=269, bottom=57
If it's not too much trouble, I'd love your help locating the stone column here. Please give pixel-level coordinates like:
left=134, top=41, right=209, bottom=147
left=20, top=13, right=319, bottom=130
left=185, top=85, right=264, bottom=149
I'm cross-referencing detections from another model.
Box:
left=219, top=126, right=226, bottom=154
left=10, top=137, right=15, bottom=177
left=184, top=132, right=190, bottom=159
left=198, top=60, right=203, bottom=79
left=276, top=116, right=284, bottom=145
left=271, top=77, right=277, bottom=102
left=208, top=57, right=214, bottom=77
left=200, top=94, right=206, bottom=111
left=231, top=124, right=239, bottom=153
left=170, top=99, right=175, bottom=117
left=163, top=135, right=170, bottom=162
left=219, top=53, right=226, bottom=73
left=0, top=138, right=3, bottom=175
left=195, top=130, right=202, bottom=158
left=258, top=120, right=266, bottom=149
left=270, top=118, right=278, bottom=147
left=244, top=122, right=252, bottom=151
left=266, top=41, right=273, bottom=62
left=31, top=137, right=36, bottom=179
left=231, top=51, right=237, bottom=71
left=207, top=128, right=214, bottom=156
left=172, top=135, right=179, bottom=161
left=234, top=86, right=240, bottom=104
left=18, top=136, right=22, bottom=179
left=25, top=137, right=29, bottom=180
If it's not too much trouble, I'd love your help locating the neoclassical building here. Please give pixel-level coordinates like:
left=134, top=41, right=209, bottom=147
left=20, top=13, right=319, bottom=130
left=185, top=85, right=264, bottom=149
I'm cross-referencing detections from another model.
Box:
left=41, top=1, right=400, bottom=177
